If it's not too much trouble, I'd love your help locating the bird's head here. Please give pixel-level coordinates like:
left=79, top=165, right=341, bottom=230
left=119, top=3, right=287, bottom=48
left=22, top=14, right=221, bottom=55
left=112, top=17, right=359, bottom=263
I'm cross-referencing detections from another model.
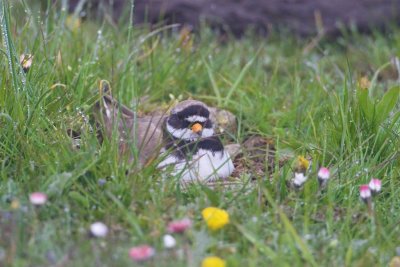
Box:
left=165, top=100, right=214, bottom=141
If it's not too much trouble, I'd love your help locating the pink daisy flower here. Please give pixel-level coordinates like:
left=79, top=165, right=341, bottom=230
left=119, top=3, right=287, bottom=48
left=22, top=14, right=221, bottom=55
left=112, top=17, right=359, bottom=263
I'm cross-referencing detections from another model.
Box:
left=129, top=245, right=155, bottom=262
left=359, top=184, right=371, bottom=202
left=293, top=172, right=307, bottom=187
left=368, top=178, right=381, bottom=194
left=29, top=192, right=47, bottom=206
left=89, top=222, right=108, bottom=238
left=163, top=234, right=176, bottom=248
left=167, top=218, right=192, bottom=233
left=318, top=167, right=330, bottom=180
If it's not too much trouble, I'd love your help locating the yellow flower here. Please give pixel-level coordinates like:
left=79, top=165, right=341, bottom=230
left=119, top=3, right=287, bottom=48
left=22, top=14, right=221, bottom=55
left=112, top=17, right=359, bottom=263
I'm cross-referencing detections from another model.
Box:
left=296, top=156, right=309, bottom=173
left=66, top=15, right=81, bottom=32
left=358, top=76, right=371, bottom=90
left=202, top=207, right=229, bottom=230
left=10, top=199, right=20, bottom=210
left=201, top=256, right=226, bottom=267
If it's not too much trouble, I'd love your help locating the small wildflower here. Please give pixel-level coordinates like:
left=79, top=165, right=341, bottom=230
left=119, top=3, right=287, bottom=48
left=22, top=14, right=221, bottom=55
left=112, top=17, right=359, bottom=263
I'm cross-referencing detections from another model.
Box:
left=29, top=192, right=47, bottom=206
left=359, top=185, right=371, bottom=203
left=89, top=222, right=108, bottom=238
left=296, top=156, right=310, bottom=173
left=293, top=172, right=308, bottom=188
left=129, top=245, right=155, bottom=262
left=167, top=218, right=192, bottom=233
left=368, top=178, right=381, bottom=194
left=66, top=15, right=82, bottom=32
left=98, top=179, right=107, bottom=186
left=201, top=207, right=229, bottom=231
left=201, top=256, right=226, bottom=267
left=10, top=199, right=20, bottom=210
left=317, top=167, right=330, bottom=185
left=178, top=26, right=194, bottom=53
left=358, top=76, right=371, bottom=90
left=163, top=234, right=176, bottom=249
left=19, top=54, right=33, bottom=73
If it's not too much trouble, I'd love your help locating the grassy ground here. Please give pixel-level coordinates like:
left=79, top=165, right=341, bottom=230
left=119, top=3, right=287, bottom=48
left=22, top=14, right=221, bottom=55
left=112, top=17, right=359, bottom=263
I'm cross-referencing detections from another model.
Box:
left=2, top=1, right=400, bottom=266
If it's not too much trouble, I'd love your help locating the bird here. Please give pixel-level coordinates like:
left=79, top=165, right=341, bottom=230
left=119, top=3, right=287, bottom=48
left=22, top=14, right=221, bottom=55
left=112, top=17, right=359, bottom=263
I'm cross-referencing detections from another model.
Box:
left=95, top=90, right=234, bottom=182
left=158, top=100, right=234, bottom=182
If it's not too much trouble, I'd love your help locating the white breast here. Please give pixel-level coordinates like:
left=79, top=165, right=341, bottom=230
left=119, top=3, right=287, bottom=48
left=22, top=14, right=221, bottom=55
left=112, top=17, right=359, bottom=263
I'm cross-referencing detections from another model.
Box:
left=158, top=149, right=234, bottom=182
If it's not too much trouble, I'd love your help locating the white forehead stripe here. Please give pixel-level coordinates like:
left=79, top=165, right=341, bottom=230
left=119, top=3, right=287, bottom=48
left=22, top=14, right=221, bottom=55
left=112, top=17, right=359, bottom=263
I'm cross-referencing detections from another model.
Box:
left=185, top=115, right=207, bottom=123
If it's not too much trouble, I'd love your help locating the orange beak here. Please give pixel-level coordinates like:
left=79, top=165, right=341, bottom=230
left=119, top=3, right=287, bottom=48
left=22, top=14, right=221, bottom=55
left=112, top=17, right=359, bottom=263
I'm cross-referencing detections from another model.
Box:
left=191, top=122, right=203, bottom=134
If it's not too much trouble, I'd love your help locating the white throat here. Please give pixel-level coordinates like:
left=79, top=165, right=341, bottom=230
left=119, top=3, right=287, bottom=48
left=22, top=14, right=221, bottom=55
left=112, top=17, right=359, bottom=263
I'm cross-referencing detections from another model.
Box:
left=158, top=148, right=234, bottom=182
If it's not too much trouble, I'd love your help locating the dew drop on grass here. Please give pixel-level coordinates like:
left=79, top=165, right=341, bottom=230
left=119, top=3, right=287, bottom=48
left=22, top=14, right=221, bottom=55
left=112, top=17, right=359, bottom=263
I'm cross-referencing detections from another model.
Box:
left=352, top=239, right=368, bottom=249
left=329, top=239, right=339, bottom=247
left=303, top=234, right=314, bottom=240
left=98, top=179, right=106, bottom=186
left=29, top=160, right=35, bottom=171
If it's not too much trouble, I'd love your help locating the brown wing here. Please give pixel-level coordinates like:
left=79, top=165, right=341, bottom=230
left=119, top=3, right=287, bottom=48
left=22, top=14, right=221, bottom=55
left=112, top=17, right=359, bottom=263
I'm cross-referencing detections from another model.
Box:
left=94, top=93, right=164, bottom=166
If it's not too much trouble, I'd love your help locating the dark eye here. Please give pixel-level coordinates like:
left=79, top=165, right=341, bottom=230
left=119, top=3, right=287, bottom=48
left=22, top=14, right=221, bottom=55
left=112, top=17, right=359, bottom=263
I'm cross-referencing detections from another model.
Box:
left=203, top=119, right=212, bottom=128
left=168, top=114, right=184, bottom=128
left=182, top=120, right=191, bottom=128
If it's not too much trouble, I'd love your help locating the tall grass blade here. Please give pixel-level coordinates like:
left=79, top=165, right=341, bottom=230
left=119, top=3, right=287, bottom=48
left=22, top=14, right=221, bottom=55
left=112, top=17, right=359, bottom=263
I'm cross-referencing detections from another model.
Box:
left=224, top=55, right=255, bottom=105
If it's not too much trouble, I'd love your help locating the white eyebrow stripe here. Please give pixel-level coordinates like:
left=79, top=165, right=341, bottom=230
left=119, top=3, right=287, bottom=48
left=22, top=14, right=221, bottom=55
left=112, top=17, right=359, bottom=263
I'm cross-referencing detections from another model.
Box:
left=166, top=122, right=193, bottom=139
left=201, top=128, right=214, bottom=137
left=185, top=115, right=207, bottom=123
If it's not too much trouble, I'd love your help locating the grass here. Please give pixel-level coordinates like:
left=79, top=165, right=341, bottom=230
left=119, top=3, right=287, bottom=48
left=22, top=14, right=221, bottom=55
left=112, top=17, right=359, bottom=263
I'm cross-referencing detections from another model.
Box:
left=1, top=1, right=400, bottom=266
